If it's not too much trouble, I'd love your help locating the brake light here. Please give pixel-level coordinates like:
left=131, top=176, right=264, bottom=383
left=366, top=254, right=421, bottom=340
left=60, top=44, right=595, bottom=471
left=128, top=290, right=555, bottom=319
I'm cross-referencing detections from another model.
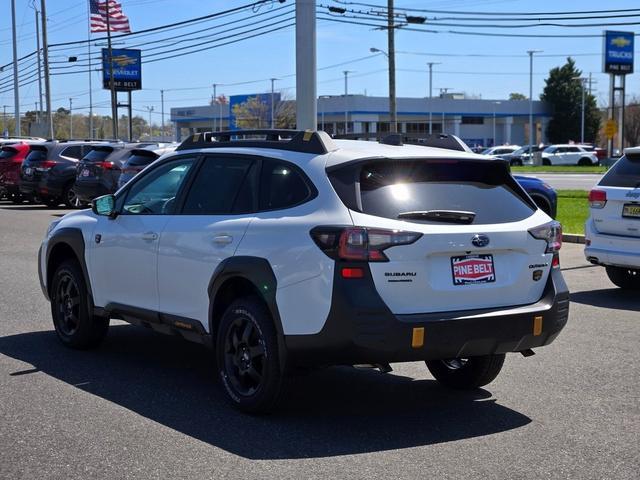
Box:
left=588, top=189, right=607, bottom=209
left=310, top=226, right=422, bottom=262
left=99, top=161, right=118, bottom=170
left=341, top=267, right=365, bottom=279
left=528, top=221, right=563, bottom=254
left=35, top=160, right=58, bottom=171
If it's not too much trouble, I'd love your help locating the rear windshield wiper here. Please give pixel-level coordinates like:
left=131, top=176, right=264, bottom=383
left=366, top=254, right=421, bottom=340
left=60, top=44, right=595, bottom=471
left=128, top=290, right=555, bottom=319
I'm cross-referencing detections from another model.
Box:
left=397, top=210, right=476, bottom=224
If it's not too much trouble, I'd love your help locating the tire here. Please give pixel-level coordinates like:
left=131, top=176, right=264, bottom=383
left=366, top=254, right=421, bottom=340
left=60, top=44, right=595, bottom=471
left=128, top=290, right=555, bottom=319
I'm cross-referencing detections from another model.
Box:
left=63, top=183, right=81, bottom=208
left=44, top=197, right=60, bottom=207
left=426, top=354, right=505, bottom=389
left=542, top=158, right=551, bottom=166
left=605, top=266, right=640, bottom=290
left=50, top=259, right=109, bottom=349
left=578, top=157, right=592, bottom=166
left=510, top=159, right=523, bottom=166
left=10, top=195, right=23, bottom=205
left=216, top=296, right=284, bottom=413
left=531, top=195, right=552, bottom=217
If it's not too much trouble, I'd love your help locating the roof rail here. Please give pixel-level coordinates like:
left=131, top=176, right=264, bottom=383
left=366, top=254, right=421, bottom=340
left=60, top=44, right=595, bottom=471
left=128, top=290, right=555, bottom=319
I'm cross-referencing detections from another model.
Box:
left=176, top=129, right=336, bottom=154
left=46, top=138, right=124, bottom=143
left=333, top=132, right=471, bottom=153
left=0, top=135, right=45, bottom=140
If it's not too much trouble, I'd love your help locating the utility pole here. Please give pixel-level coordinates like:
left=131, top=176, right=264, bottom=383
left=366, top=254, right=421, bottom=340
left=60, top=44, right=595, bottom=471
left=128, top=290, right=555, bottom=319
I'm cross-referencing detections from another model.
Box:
left=145, top=106, right=154, bottom=138
left=11, top=0, right=20, bottom=136
left=343, top=70, right=353, bottom=134
left=212, top=83, right=217, bottom=132
left=387, top=0, right=397, bottom=133
left=106, top=1, right=118, bottom=139
left=493, top=101, right=501, bottom=146
left=527, top=50, right=542, bottom=161
left=86, top=0, right=93, bottom=139
left=270, top=78, right=277, bottom=129
left=2, top=105, right=7, bottom=137
left=41, top=0, right=53, bottom=139
left=579, top=78, right=585, bottom=144
left=33, top=6, right=43, bottom=125
left=69, top=98, right=73, bottom=138
left=160, top=89, right=165, bottom=141
left=427, top=62, right=440, bottom=134
left=295, top=0, right=317, bottom=130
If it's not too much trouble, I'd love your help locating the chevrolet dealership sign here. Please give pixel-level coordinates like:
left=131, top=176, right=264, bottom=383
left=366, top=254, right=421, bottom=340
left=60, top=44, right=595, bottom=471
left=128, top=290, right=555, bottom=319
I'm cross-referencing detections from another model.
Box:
left=603, top=31, right=634, bottom=74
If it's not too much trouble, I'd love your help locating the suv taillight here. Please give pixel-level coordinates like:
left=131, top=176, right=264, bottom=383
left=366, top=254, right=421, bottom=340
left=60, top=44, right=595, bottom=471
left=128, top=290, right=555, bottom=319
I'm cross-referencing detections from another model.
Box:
left=588, top=189, right=607, bottom=209
left=528, top=220, right=563, bottom=262
left=35, top=160, right=58, bottom=171
left=99, top=161, right=118, bottom=170
left=310, top=226, right=422, bottom=262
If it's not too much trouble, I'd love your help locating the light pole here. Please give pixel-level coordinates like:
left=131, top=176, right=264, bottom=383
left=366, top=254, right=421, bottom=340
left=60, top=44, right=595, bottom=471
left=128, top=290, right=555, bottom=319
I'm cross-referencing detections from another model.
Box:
left=319, top=95, right=331, bottom=132
left=492, top=101, right=501, bottom=146
left=1, top=105, right=7, bottom=137
left=427, top=62, right=441, bottom=135
left=270, top=78, right=278, bottom=129
left=145, top=106, right=154, bottom=138
left=343, top=70, right=354, bottom=134
left=572, top=76, right=587, bottom=144
left=212, top=83, right=217, bottom=132
left=527, top=50, right=542, bottom=160
left=11, top=0, right=20, bottom=136
left=370, top=46, right=397, bottom=133
left=160, top=89, right=165, bottom=141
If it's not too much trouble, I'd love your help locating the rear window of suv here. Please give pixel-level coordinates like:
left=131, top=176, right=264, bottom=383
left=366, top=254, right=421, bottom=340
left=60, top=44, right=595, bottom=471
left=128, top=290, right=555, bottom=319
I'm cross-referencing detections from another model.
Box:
left=25, top=146, right=49, bottom=162
left=599, top=154, right=640, bottom=188
left=329, top=158, right=536, bottom=225
left=83, top=147, right=115, bottom=162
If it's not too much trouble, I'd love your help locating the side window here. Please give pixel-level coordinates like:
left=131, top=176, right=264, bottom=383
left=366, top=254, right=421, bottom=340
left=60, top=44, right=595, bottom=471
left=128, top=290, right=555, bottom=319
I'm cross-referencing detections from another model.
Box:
left=568, top=147, right=580, bottom=153
left=122, top=158, right=194, bottom=215
left=182, top=156, right=256, bottom=215
left=259, top=159, right=315, bottom=211
left=60, top=145, right=83, bottom=159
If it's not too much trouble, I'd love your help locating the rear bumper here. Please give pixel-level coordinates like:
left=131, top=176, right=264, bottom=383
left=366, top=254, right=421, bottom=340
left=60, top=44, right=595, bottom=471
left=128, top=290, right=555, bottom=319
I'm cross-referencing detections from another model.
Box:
left=20, top=176, right=67, bottom=199
left=285, top=264, right=569, bottom=366
left=74, top=181, right=111, bottom=202
left=584, top=220, right=640, bottom=269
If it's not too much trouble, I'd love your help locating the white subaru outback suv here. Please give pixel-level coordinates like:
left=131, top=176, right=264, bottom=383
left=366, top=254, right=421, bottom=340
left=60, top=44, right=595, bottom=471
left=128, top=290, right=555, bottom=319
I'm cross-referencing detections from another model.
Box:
left=585, top=147, right=640, bottom=289
left=38, top=130, right=569, bottom=413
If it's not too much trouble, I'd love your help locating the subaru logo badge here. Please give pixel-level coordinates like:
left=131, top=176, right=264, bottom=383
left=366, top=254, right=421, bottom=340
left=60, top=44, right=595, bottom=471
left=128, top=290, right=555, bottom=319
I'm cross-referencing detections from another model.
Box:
left=472, top=234, right=490, bottom=248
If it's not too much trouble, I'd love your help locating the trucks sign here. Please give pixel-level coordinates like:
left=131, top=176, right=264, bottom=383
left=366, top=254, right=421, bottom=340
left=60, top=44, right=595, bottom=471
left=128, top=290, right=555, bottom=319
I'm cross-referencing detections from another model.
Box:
left=603, top=31, right=634, bottom=74
left=102, top=48, right=142, bottom=91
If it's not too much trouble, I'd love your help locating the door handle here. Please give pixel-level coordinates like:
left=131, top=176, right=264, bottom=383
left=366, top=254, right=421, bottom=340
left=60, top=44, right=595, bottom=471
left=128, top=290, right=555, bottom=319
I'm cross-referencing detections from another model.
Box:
left=213, top=234, right=233, bottom=245
left=142, top=231, right=158, bottom=241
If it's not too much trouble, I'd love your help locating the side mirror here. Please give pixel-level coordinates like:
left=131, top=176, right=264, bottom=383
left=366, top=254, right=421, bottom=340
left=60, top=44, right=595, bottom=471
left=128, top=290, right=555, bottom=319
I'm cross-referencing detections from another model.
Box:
left=92, top=194, right=117, bottom=218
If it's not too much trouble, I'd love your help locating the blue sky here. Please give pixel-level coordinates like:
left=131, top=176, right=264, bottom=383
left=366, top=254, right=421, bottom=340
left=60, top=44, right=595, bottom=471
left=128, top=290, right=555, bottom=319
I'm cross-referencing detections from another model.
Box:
left=0, top=0, right=638, bottom=124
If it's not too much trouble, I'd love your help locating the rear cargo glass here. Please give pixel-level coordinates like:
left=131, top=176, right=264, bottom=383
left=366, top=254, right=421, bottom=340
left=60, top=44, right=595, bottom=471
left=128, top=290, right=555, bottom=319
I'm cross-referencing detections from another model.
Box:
left=599, top=155, right=640, bottom=188
left=329, top=159, right=535, bottom=225
left=25, top=146, right=49, bottom=162
left=126, top=152, right=158, bottom=167
left=83, top=147, right=114, bottom=162
left=0, top=148, right=18, bottom=159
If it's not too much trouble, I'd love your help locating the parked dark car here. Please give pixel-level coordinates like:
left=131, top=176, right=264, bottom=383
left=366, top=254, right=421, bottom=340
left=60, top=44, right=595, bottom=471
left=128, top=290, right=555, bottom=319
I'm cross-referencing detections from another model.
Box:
left=117, top=144, right=178, bottom=189
left=74, top=143, right=155, bottom=203
left=19, top=141, right=111, bottom=207
left=514, top=175, right=557, bottom=218
left=505, top=145, right=548, bottom=166
left=0, top=142, right=33, bottom=203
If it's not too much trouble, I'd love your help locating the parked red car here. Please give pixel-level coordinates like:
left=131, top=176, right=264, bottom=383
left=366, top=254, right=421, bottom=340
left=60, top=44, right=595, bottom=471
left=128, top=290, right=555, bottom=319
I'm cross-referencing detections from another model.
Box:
left=0, top=142, right=32, bottom=203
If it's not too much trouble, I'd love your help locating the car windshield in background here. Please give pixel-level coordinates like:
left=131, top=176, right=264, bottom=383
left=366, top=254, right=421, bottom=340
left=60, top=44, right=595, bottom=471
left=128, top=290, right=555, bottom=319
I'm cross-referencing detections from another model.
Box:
left=0, top=148, right=18, bottom=159
left=599, top=155, right=640, bottom=188
left=330, top=159, right=535, bottom=225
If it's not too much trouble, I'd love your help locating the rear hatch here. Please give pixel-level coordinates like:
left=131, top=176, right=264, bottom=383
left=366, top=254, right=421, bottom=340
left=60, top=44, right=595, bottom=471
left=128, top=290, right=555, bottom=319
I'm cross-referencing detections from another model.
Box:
left=21, top=145, right=51, bottom=182
left=327, top=157, right=558, bottom=314
left=122, top=149, right=159, bottom=176
left=590, top=153, right=640, bottom=238
left=76, top=146, right=118, bottom=181
left=0, top=146, right=20, bottom=181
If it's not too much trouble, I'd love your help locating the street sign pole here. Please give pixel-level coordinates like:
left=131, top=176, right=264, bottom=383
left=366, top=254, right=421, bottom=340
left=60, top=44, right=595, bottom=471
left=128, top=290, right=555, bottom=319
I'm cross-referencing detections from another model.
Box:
left=295, top=0, right=317, bottom=131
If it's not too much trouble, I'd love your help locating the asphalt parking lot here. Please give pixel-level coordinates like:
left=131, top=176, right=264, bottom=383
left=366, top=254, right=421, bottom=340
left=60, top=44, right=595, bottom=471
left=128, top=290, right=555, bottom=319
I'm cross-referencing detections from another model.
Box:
left=0, top=202, right=638, bottom=480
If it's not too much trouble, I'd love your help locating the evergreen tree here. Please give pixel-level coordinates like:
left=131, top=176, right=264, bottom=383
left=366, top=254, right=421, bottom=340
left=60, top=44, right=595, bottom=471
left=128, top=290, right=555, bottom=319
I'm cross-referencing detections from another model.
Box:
left=540, top=58, right=600, bottom=144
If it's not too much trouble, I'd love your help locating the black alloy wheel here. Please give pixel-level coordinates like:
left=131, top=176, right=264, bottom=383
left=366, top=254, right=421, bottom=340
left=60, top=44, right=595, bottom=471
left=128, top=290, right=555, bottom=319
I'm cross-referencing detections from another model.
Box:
left=54, top=271, right=81, bottom=337
left=216, top=297, right=284, bottom=413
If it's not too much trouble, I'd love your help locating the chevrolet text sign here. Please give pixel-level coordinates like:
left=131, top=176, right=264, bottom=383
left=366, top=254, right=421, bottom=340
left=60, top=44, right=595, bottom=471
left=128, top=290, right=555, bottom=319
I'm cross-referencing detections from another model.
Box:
left=603, top=31, right=634, bottom=74
left=102, top=48, right=142, bottom=91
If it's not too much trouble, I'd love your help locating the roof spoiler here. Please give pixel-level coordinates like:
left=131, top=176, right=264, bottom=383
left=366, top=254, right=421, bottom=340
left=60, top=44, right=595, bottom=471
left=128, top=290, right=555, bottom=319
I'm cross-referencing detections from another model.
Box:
left=333, top=132, right=472, bottom=153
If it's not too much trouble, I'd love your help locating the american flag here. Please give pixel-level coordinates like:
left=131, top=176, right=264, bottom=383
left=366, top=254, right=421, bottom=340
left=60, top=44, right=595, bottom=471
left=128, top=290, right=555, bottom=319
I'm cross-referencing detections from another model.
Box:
left=90, top=0, right=132, bottom=33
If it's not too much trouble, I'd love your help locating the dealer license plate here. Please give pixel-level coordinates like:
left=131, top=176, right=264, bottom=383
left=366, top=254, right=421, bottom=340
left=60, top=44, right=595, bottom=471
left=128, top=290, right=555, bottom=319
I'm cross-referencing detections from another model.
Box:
left=81, top=169, right=90, bottom=177
left=622, top=203, right=640, bottom=218
left=24, top=167, right=32, bottom=175
left=451, top=254, right=496, bottom=285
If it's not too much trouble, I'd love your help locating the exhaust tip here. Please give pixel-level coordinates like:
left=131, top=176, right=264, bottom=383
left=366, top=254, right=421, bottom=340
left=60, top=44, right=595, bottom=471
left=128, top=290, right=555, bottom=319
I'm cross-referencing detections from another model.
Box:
left=520, top=349, right=536, bottom=357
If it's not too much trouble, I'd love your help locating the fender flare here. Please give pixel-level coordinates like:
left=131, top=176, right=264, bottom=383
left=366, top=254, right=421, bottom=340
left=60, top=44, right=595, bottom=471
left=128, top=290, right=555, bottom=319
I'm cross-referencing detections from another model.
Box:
left=207, top=256, right=287, bottom=368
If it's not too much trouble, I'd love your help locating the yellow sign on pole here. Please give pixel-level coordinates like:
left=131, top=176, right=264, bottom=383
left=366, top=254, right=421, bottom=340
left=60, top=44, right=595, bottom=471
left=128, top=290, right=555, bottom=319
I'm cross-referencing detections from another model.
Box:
left=604, top=119, right=618, bottom=139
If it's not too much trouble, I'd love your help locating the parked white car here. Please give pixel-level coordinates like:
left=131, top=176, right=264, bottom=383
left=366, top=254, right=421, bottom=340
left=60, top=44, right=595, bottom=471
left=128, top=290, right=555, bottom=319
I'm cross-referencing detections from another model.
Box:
left=540, top=144, right=598, bottom=166
left=585, top=147, right=640, bottom=289
left=481, top=145, right=520, bottom=160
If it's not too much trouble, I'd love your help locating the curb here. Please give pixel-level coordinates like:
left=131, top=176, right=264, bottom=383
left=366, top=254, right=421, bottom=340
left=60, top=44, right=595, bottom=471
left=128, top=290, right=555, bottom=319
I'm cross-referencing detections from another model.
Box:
left=563, top=234, right=585, bottom=244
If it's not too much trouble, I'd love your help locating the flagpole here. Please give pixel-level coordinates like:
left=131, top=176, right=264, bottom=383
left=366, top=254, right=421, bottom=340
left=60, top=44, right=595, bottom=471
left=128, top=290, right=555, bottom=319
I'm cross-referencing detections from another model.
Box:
left=105, top=0, right=118, bottom=139
left=87, top=1, right=93, bottom=138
